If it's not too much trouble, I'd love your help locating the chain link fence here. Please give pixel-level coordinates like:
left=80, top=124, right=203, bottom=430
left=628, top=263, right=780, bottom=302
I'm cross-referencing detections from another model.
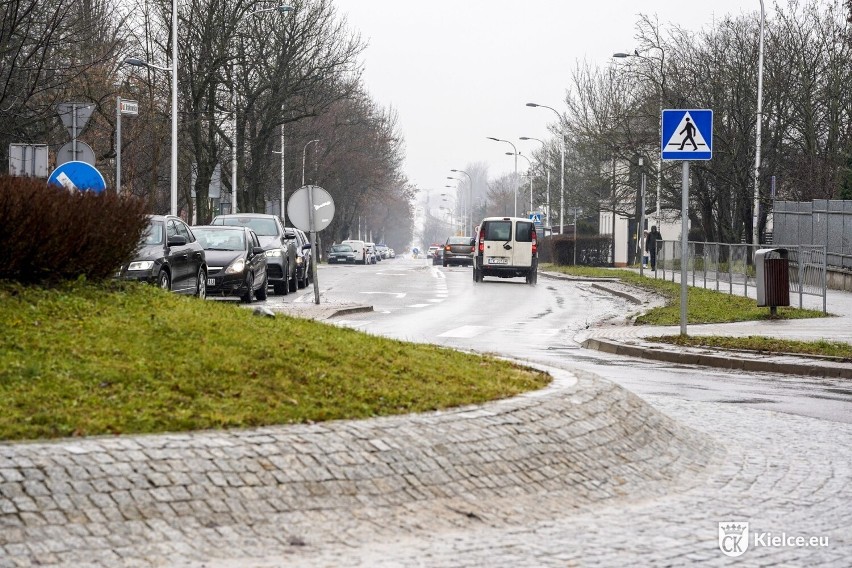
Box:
left=654, top=241, right=827, bottom=313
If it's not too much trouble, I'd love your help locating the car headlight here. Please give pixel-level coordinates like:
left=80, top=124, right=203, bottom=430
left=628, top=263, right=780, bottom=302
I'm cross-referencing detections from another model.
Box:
left=296, top=256, right=303, bottom=265
left=225, top=258, right=246, bottom=274
left=265, top=249, right=282, bottom=257
left=128, top=261, right=154, bottom=271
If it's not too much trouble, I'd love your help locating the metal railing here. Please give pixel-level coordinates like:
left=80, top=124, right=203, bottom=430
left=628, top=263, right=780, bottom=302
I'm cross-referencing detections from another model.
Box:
left=654, top=240, right=827, bottom=313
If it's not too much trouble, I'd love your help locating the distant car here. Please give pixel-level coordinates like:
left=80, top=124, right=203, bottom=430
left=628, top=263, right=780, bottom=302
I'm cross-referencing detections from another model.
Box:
left=376, top=244, right=390, bottom=259
left=328, top=243, right=356, bottom=264
left=285, top=227, right=312, bottom=289
left=443, top=236, right=475, bottom=267
left=192, top=225, right=268, bottom=303
left=427, top=245, right=441, bottom=259
left=432, top=248, right=444, bottom=265
left=365, top=242, right=379, bottom=264
left=388, top=248, right=396, bottom=259
left=211, top=213, right=297, bottom=295
left=117, top=215, right=207, bottom=297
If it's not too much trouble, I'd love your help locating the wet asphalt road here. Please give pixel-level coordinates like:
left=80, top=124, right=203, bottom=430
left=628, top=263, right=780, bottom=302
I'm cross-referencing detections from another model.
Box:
left=271, top=257, right=852, bottom=424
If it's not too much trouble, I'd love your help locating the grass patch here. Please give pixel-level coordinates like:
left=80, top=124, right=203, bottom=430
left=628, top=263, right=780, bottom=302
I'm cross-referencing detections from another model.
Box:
left=648, top=335, right=852, bottom=359
left=0, top=280, right=550, bottom=441
left=540, top=264, right=826, bottom=325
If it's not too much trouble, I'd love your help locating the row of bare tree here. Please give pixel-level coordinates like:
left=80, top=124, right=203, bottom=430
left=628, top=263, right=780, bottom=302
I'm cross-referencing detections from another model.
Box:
left=464, top=0, right=851, bottom=246
left=0, top=0, right=414, bottom=249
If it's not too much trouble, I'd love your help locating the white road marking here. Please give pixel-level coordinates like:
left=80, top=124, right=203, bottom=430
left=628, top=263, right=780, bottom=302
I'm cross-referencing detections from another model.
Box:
left=428, top=299, right=443, bottom=303
left=360, top=292, right=407, bottom=298
left=438, top=325, right=492, bottom=338
left=407, top=304, right=430, bottom=308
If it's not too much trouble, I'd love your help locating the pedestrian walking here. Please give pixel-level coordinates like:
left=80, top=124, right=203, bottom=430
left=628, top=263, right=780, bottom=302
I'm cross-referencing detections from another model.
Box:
left=646, top=225, right=662, bottom=271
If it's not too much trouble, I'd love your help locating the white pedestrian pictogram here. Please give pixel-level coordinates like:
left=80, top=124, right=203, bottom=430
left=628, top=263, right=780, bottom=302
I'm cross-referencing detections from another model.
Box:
left=664, top=111, right=709, bottom=152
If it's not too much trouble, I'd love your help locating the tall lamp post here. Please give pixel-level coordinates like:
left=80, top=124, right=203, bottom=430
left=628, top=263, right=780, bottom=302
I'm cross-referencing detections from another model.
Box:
left=520, top=137, right=550, bottom=227
left=613, top=48, right=665, bottom=230
left=526, top=103, right=565, bottom=233
left=450, top=169, right=473, bottom=234
left=302, top=139, right=320, bottom=186
left=507, top=152, right=533, bottom=214
left=124, top=57, right=177, bottom=216
left=486, top=137, right=518, bottom=217
left=444, top=183, right=461, bottom=233
left=753, top=0, right=766, bottom=247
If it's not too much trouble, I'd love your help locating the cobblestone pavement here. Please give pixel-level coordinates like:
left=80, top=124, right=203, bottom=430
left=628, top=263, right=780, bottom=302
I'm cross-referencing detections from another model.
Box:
left=1, top=368, right=722, bottom=567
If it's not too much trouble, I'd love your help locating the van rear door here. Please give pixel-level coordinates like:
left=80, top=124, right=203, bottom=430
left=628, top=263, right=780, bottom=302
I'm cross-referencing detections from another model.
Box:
left=513, top=221, right=535, bottom=267
left=481, top=219, right=513, bottom=266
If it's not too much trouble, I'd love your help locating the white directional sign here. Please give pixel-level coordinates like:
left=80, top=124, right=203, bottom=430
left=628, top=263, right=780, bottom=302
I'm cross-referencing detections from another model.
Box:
left=661, top=109, right=713, bottom=161
left=119, top=100, right=138, bottom=115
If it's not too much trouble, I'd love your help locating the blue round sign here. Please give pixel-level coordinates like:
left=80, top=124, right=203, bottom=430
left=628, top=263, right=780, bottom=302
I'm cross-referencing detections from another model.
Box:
left=48, top=160, right=107, bottom=193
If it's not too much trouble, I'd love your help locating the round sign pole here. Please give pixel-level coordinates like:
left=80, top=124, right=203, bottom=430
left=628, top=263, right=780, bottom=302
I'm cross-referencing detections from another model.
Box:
left=307, top=185, right=320, bottom=304
left=288, top=185, right=335, bottom=306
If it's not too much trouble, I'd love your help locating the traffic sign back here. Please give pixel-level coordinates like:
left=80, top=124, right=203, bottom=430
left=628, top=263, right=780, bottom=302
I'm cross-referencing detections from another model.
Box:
left=661, top=109, right=713, bottom=161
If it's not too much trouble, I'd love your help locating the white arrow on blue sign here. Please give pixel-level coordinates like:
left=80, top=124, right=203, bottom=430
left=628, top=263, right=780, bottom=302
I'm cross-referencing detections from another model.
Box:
left=661, top=109, right=713, bottom=161
left=47, top=160, right=106, bottom=193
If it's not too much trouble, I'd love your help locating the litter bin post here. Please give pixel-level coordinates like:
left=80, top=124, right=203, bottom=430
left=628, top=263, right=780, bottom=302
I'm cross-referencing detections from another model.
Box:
left=755, top=248, right=790, bottom=315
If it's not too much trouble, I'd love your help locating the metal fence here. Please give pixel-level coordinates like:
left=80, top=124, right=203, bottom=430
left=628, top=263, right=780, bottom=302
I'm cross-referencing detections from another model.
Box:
left=774, top=200, right=852, bottom=270
left=655, top=240, right=827, bottom=313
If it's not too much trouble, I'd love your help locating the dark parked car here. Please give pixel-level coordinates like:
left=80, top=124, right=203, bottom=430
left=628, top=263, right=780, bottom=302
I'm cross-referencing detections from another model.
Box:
left=211, top=213, right=297, bottom=295
left=432, top=247, right=444, bottom=265
left=328, top=243, right=356, bottom=263
left=285, top=227, right=312, bottom=289
left=193, top=225, right=268, bottom=303
left=117, top=215, right=207, bottom=297
left=443, top=236, right=475, bottom=267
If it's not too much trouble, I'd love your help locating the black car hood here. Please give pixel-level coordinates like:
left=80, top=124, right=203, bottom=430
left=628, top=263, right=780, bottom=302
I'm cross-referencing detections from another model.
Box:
left=131, top=244, right=165, bottom=263
left=204, top=250, right=244, bottom=267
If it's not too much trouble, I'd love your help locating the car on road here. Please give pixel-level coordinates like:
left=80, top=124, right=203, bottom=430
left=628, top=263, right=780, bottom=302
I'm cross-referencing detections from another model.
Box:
left=376, top=244, right=390, bottom=259
left=211, top=213, right=297, bottom=295
left=365, top=242, right=379, bottom=264
left=285, top=227, right=312, bottom=289
left=328, top=243, right=356, bottom=263
left=443, top=236, right=475, bottom=267
left=432, top=247, right=444, bottom=265
left=473, top=216, right=538, bottom=285
left=341, top=239, right=368, bottom=264
left=117, top=215, right=208, bottom=297
left=427, top=244, right=441, bottom=259
left=192, top=225, right=268, bottom=303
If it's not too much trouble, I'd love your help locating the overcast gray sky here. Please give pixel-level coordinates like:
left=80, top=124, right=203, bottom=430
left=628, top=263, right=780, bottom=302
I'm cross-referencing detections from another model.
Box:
left=333, top=0, right=761, bottom=197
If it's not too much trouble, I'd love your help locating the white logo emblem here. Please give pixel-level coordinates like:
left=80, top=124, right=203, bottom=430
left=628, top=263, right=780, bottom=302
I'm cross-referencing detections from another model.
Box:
left=719, top=522, right=749, bottom=557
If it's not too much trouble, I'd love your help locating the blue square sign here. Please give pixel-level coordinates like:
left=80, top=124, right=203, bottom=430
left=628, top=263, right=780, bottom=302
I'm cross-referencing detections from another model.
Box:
left=661, top=109, right=712, bottom=161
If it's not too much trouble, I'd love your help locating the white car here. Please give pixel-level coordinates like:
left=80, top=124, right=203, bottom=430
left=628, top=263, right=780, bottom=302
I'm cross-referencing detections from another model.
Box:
left=473, top=216, right=538, bottom=285
left=341, top=239, right=368, bottom=264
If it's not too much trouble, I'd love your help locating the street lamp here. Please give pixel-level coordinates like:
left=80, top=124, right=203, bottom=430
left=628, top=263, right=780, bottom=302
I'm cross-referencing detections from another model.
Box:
left=612, top=48, right=665, bottom=231
left=450, top=169, right=473, bottom=234
left=526, top=103, right=565, bottom=234
left=486, top=137, right=518, bottom=216
left=520, top=137, right=550, bottom=227
left=124, top=56, right=177, bottom=216
left=507, top=152, right=533, bottom=214
left=302, top=139, right=320, bottom=186
left=753, top=0, right=766, bottom=246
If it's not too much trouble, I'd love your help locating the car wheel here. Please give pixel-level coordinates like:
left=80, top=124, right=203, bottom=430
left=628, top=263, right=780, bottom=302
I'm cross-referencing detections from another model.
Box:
left=273, top=282, right=286, bottom=295
left=256, top=270, right=268, bottom=301
left=158, top=270, right=171, bottom=291
left=288, top=270, right=298, bottom=293
left=195, top=268, right=207, bottom=298
left=473, top=266, right=480, bottom=283
left=442, top=260, right=447, bottom=267
left=241, top=273, right=254, bottom=303
left=526, top=269, right=537, bottom=286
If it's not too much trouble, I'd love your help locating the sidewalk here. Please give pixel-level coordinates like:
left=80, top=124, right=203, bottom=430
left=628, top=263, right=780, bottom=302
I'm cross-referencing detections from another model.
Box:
left=557, top=269, right=852, bottom=378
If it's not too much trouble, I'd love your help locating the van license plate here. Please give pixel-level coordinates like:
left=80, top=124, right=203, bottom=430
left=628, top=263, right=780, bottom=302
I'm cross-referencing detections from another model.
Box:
left=488, top=257, right=508, bottom=265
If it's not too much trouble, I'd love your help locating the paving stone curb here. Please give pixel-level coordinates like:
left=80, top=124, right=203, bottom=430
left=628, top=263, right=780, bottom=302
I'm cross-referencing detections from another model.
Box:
left=582, top=336, right=852, bottom=379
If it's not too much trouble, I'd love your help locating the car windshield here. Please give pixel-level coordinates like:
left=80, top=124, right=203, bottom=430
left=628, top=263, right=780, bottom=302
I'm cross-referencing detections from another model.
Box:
left=216, top=217, right=278, bottom=236
left=194, top=228, right=245, bottom=251
left=142, top=221, right=164, bottom=245
left=331, top=245, right=353, bottom=252
left=447, top=237, right=469, bottom=245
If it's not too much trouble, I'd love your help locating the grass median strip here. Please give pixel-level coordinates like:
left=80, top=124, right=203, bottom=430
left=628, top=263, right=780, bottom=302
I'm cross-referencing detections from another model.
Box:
left=0, top=280, right=550, bottom=442
left=541, top=264, right=826, bottom=324
left=647, top=335, right=852, bottom=360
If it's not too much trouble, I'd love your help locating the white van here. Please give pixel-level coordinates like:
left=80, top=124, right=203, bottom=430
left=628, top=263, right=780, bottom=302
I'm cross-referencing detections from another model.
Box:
left=473, top=216, right=538, bottom=285
left=341, top=239, right=368, bottom=264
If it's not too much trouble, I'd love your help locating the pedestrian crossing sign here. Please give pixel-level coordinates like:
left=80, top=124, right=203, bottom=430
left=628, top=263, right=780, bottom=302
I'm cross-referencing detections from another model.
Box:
left=529, top=212, right=542, bottom=225
left=661, top=109, right=712, bottom=161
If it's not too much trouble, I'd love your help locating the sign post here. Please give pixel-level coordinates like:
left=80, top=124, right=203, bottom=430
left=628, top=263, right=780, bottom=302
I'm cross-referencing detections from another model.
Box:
left=662, top=109, right=713, bottom=336
left=288, top=185, right=335, bottom=305
left=116, top=97, right=138, bottom=194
